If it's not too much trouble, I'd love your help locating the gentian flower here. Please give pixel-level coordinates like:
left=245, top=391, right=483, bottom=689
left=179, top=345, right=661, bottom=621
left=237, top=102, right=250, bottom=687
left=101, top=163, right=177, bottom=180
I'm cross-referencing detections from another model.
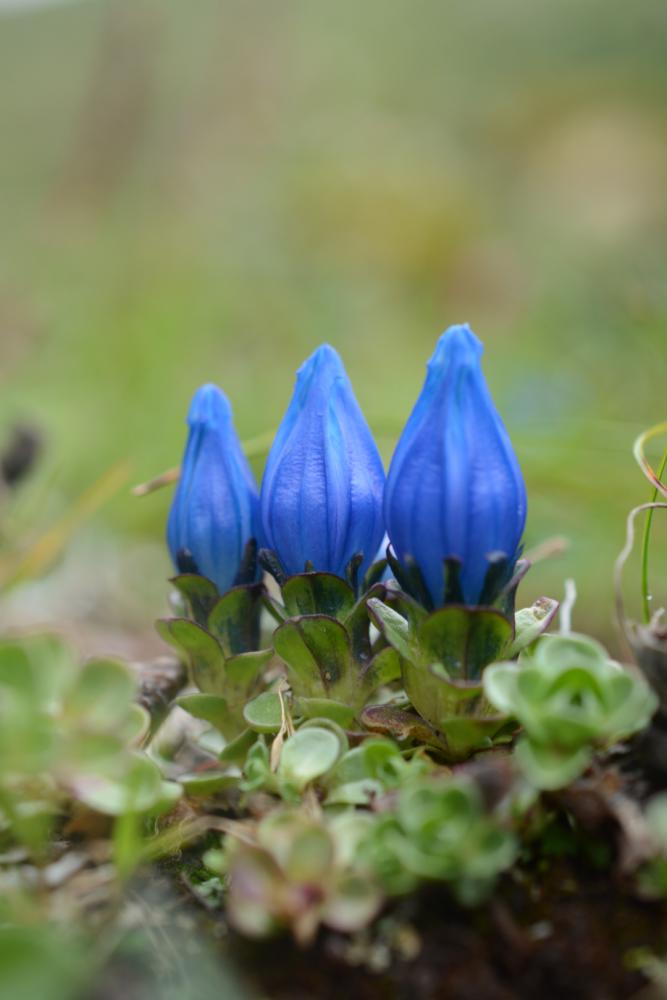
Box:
left=384, top=324, right=526, bottom=607
left=167, top=383, right=260, bottom=593
left=259, top=344, right=385, bottom=580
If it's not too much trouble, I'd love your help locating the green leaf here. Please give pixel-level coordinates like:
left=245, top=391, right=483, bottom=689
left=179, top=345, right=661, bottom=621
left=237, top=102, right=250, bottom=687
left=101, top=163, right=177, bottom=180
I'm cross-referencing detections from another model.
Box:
left=418, top=606, right=513, bottom=680
left=507, top=598, right=559, bottom=658
left=244, top=692, right=285, bottom=733
left=281, top=572, right=355, bottom=622
left=355, top=647, right=402, bottom=707
left=298, top=698, right=357, bottom=730
left=156, top=618, right=225, bottom=696
left=273, top=615, right=353, bottom=701
left=66, top=658, right=136, bottom=730
left=277, top=727, right=341, bottom=791
left=263, top=592, right=288, bottom=623
left=325, top=779, right=385, bottom=806
left=219, top=727, right=257, bottom=767
left=71, top=752, right=165, bottom=816
left=180, top=772, right=239, bottom=796
left=169, top=573, right=218, bottom=627
left=366, top=599, right=413, bottom=662
left=324, top=873, right=384, bottom=933
left=343, top=582, right=385, bottom=663
left=207, top=585, right=263, bottom=657
left=299, top=717, right=350, bottom=755
left=325, top=745, right=368, bottom=787
left=360, top=705, right=447, bottom=751
left=439, top=715, right=511, bottom=761
left=224, top=648, right=274, bottom=704
left=176, top=693, right=229, bottom=731
left=515, top=737, right=592, bottom=791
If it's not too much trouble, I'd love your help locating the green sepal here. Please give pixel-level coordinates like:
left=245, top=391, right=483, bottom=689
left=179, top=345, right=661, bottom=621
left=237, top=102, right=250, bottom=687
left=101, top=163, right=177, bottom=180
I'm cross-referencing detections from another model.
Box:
left=156, top=618, right=225, bottom=695
left=477, top=553, right=509, bottom=607
left=207, top=584, right=264, bottom=657
left=281, top=572, right=355, bottom=622
left=219, top=727, right=257, bottom=768
left=361, top=559, right=388, bottom=593
left=169, top=573, right=218, bottom=628
left=232, top=537, right=259, bottom=587
left=494, top=558, right=530, bottom=618
left=344, top=582, right=387, bottom=663
left=418, top=605, right=513, bottom=680
left=344, top=551, right=364, bottom=595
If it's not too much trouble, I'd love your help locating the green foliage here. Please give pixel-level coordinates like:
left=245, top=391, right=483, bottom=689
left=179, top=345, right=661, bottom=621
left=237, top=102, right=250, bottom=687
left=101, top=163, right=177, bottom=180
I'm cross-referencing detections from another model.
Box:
left=484, top=633, right=658, bottom=789
left=159, top=574, right=273, bottom=740
left=358, top=776, right=518, bottom=904
left=365, top=590, right=557, bottom=761
left=205, top=809, right=383, bottom=945
left=267, top=573, right=400, bottom=714
left=0, top=634, right=178, bottom=853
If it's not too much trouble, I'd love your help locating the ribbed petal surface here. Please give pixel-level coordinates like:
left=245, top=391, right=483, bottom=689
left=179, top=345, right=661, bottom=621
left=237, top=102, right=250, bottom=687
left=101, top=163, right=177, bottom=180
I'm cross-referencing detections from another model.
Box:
left=259, top=344, right=385, bottom=580
left=167, top=384, right=260, bottom=593
left=384, top=325, right=526, bottom=606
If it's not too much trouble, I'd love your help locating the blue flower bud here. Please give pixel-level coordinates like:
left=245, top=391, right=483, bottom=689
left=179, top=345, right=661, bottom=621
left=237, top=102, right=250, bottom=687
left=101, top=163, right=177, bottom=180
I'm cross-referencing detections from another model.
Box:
left=167, top=384, right=260, bottom=593
left=259, top=344, right=385, bottom=580
left=384, top=324, right=527, bottom=607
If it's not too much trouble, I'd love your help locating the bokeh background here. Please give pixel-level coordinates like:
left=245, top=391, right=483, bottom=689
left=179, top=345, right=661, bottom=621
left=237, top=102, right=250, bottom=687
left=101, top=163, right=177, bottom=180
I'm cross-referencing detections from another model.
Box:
left=0, top=0, right=666, bottom=655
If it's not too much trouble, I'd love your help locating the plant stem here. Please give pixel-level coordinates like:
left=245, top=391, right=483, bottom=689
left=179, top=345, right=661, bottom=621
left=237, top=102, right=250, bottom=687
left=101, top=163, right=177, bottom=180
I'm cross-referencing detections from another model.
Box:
left=641, top=439, right=667, bottom=624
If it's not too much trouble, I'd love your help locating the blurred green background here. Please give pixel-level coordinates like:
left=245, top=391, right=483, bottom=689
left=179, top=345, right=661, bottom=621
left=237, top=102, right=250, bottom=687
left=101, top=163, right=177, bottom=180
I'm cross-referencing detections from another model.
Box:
left=0, top=0, right=666, bottom=651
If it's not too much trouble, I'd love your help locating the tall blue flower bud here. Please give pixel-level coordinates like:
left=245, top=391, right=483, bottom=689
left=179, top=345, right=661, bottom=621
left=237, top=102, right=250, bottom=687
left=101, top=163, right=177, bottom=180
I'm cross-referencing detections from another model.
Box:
left=167, top=384, right=260, bottom=593
left=384, top=324, right=527, bottom=607
left=259, top=344, right=385, bottom=581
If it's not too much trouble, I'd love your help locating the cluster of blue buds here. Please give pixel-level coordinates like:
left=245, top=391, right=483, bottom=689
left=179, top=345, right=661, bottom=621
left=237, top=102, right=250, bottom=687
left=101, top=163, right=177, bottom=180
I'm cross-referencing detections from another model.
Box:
left=167, top=325, right=526, bottom=608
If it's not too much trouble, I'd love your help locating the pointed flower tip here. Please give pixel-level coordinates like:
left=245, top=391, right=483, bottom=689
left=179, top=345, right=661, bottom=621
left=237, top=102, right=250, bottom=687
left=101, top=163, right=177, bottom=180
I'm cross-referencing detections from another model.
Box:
left=429, top=323, right=484, bottom=373
left=186, top=383, right=233, bottom=428
left=299, top=343, right=346, bottom=378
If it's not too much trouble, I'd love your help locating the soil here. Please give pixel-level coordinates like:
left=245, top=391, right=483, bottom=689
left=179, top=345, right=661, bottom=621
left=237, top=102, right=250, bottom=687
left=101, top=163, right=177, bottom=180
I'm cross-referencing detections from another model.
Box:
left=160, top=742, right=667, bottom=1000
left=217, top=859, right=666, bottom=1000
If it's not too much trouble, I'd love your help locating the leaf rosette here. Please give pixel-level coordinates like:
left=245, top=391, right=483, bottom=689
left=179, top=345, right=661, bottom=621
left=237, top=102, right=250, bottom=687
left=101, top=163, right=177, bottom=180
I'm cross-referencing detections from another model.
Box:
left=484, top=633, right=658, bottom=789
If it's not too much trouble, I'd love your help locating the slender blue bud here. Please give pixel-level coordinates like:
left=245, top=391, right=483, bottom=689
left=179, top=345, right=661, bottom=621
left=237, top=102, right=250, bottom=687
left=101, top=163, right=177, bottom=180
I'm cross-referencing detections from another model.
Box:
left=167, top=384, right=260, bottom=593
left=259, top=344, right=385, bottom=580
left=384, top=324, right=527, bottom=607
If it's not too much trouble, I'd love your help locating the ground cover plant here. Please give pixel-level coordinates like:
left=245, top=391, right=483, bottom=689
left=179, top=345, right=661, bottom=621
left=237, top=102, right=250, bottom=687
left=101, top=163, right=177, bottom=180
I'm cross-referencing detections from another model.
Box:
left=4, top=324, right=667, bottom=999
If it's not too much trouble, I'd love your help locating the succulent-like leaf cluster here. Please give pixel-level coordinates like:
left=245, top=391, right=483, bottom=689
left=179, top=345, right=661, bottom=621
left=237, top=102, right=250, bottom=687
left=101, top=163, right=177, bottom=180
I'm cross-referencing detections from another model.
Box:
left=365, top=584, right=558, bottom=761
left=359, top=776, right=517, bottom=904
left=484, top=633, right=658, bottom=789
left=0, top=635, right=179, bottom=851
left=157, top=572, right=273, bottom=741
left=205, top=810, right=383, bottom=945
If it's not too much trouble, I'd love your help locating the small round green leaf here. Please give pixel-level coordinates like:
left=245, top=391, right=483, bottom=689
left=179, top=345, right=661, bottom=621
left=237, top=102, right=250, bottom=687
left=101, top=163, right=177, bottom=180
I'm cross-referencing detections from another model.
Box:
left=244, top=692, right=285, bottom=733
left=278, top=727, right=341, bottom=790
